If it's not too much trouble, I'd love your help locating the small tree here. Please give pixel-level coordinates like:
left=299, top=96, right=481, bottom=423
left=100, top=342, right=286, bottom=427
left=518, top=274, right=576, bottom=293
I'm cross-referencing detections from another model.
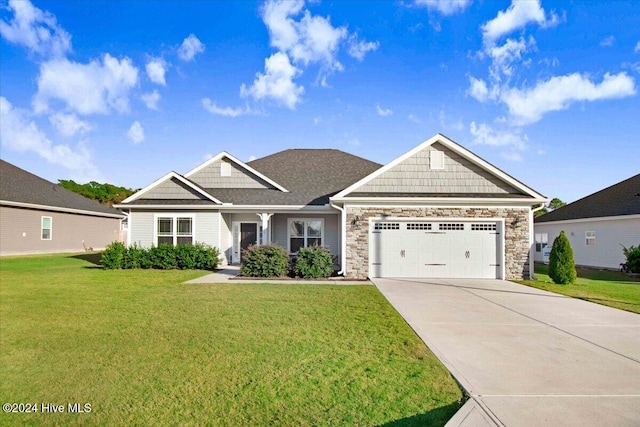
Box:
left=621, top=244, right=640, bottom=273
left=548, top=231, right=577, bottom=284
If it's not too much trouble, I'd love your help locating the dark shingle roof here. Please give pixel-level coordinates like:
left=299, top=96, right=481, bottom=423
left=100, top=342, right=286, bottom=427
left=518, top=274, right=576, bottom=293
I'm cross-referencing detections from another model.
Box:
left=535, top=174, right=640, bottom=223
left=0, top=159, right=124, bottom=217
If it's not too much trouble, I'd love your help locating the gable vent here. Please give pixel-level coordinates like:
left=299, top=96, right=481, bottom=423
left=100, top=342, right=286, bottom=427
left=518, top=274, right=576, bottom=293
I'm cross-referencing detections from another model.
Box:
left=430, top=150, right=445, bottom=170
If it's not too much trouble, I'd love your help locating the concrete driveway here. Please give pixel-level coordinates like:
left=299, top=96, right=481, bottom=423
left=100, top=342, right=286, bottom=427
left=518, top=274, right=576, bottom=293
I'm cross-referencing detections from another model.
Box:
left=373, top=278, right=640, bottom=427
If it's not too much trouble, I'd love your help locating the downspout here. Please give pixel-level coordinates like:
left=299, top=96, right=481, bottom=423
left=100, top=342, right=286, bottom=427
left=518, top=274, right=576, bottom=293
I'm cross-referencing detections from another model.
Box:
left=529, top=203, right=547, bottom=279
left=330, top=201, right=346, bottom=276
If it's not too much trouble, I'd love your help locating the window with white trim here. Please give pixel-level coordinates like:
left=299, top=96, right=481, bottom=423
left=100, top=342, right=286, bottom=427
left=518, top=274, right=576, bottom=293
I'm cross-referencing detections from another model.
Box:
left=156, top=215, right=194, bottom=246
left=41, top=216, right=52, bottom=240
left=288, top=219, right=323, bottom=253
left=535, top=233, right=548, bottom=252
left=585, top=231, right=596, bottom=246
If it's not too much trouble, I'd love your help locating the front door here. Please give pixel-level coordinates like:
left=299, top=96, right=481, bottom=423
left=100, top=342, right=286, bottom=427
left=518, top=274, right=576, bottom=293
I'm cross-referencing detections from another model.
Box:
left=240, top=223, right=258, bottom=261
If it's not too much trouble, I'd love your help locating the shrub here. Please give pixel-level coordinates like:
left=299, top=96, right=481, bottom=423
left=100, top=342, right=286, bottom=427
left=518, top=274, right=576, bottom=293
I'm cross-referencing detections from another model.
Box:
left=548, top=231, right=577, bottom=284
left=192, top=243, right=220, bottom=270
left=241, top=245, right=289, bottom=277
left=149, top=244, right=178, bottom=269
left=123, top=243, right=151, bottom=269
left=622, top=244, right=640, bottom=273
left=294, top=245, right=334, bottom=278
left=101, top=241, right=126, bottom=269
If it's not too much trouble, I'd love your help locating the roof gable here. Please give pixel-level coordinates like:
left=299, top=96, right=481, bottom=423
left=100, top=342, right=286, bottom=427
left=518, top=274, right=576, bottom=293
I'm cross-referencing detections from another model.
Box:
left=185, top=152, right=288, bottom=192
left=333, top=133, right=546, bottom=201
left=536, top=174, right=640, bottom=223
left=0, top=160, right=124, bottom=218
left=121, top=172, right=222, bottom=204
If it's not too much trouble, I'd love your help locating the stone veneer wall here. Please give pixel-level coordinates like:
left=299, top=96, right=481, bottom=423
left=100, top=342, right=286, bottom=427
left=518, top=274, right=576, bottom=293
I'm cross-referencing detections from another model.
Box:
left=345, top=206, right=531, bottom=280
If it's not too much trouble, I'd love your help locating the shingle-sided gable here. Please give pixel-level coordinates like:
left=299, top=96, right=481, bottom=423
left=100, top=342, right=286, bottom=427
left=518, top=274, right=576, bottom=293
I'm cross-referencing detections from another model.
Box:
left=187, top=158, right=275, bottom=189
left=139, top=177, right=211, bottom=200
left=334, top=134, right=546, bottom=201
left=356, top=142, right=523, bottom=195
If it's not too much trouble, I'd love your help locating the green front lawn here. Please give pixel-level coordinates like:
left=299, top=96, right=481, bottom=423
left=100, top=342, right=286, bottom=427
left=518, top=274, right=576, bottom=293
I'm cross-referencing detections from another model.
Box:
left=518, top=263, right=640, bottom=314
left=0, top=253, right=464, bottom=426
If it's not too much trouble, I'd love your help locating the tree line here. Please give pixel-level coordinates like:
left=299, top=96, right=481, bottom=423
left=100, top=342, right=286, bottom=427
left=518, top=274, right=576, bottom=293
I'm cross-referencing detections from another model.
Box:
left=58, top=180, right=137, bottom=207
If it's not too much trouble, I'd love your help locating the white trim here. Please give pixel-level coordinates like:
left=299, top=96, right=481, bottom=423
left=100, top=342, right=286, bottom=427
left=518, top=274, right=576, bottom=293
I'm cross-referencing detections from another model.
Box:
left=330, top=202, right=346, bottom=275
left=330, top=196, right=546, bottom=205
left=126, top=211, right=132, bottom=247
left=286, top=218, right=325, bottom=253
left=184, top=151, right=289, bottom=193
left=121, top=172, right=223, bottom=204
left=367, top=217, right=506, bottom=280
left=41, top=216, right=52, bottom=240
left=114, top=204, right=337, bottom=213
left=2, top=200, right=125, bottom=219
left=153, top=213, right=196, bottom=246
left=333, top=133, right=547, bottom=200
left=535, top=214, right=640, bottom=226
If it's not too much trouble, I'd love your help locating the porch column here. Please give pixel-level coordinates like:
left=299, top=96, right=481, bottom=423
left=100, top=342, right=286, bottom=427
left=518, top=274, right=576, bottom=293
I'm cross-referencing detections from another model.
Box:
left=257, top=213, right=273, bottom=245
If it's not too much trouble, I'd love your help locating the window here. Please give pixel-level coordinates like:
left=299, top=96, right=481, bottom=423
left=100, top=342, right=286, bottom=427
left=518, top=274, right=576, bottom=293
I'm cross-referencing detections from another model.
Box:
left=586, top=231, right=596, bottom=246
left=471, top=223, right=496, bottom=231
left=156, top=215, right=194, bottom=246
left=406, top=223, right=431, bottom=230
left=374, top=222, right=400, bottom=230
left=439, top=223, right=464, bottom=231
left=220, top=161, right=231, bottom=177
left=430, top=150, right=445, bottom=170
left=535, top=233, right=548, bottom=252
left=41, top=216, right=52, bottom=240
left=288, top=219, right=323, bottom=252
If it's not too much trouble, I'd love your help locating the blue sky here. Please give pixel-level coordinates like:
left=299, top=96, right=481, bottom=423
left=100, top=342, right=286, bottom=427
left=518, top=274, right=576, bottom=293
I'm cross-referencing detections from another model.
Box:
left=1, top=0, right=638, bottom=203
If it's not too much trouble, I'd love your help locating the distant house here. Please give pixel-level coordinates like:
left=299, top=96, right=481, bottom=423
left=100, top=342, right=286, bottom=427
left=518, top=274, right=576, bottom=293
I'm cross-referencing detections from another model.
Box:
left=0, top=160, right=125, bottom=255
left=116, top=134, right=547, bottom=280
left=534, top=174, right=640, bottom=269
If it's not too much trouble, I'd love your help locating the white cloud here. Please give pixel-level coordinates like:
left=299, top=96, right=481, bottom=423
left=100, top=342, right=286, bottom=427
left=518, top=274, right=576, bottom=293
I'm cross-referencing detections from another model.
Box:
left=248, top=155, right=257, bottom=161
left=141, top=90, right=161, bottom=110
left=501, top=72, right=636, bottom=125
left=501, top=151, right=523, bottom=162
left=414, top=0, right=472, bottom=16
left=0, top=0, right=71, bottom=57
left=408, top=114, right=421, bottom=124
left=376, top=104, right=392, bottom=116
left=635, top=41, right=640, bottom=53
left=469, top=121, right=528, bottom=152
left=127, top=121, right=144, bottom=144
left=487, top=36, right=535, bottom=80
left=202, top=98, right=252, bottom=117
left=146, top=58, right=168, bottom=85
left=48, top=112, right=92, bottom=137
left=240, top=52, right=304, bottom=109
left=599, top=36, right=615, bottom=47
left=0, top=96, right=99, bottom=179
left=467, top=77, right=492, bottom=102
left=438, top=110, right=464, bottom=131
left=481, top=0, right=561, bottom=46
left=348, top=36, right=379, bottom=61
left=33, top=54, right=139, bottom=115
left=177, top=34, right=205, bottom=62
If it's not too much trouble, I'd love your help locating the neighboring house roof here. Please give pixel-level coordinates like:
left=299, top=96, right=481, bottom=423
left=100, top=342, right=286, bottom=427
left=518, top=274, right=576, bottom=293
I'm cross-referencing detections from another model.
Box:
left=0, top=159, right=125, bottom=218
left=535, top=174, right=640, bottom=223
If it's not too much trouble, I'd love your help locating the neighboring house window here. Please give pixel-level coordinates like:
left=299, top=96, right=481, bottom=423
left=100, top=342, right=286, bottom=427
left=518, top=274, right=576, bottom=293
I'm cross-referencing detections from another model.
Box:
left=41, top=216, right=52, bottom=240
left=535, top=233, right=548, bottom=252
left=156, top=215, right=194, bottom=246
left=586, top=231, right=596, bottom=246
left=288, top=219, right=323, bottom=253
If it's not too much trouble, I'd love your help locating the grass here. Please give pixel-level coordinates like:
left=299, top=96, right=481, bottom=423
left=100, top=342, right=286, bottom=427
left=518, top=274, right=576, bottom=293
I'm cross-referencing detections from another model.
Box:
left=517, top=263, right=640, bottom=314
left=0, top=253, right=464, bottom=426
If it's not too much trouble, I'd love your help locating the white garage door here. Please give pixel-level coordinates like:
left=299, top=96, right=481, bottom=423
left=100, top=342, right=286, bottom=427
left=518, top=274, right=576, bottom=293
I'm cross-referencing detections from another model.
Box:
left=370, top=220, right=502, bottom=279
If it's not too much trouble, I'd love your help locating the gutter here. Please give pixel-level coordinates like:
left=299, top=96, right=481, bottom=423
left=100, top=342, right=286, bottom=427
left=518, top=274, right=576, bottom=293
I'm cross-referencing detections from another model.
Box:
left=329, top=201, right=347, bottom=276
left=529, top=202, right=547, bottom=279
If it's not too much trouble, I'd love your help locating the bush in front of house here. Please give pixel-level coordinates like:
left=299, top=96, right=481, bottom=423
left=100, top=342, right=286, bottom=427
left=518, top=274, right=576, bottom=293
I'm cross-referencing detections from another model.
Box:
left=548, top=231, right=577, bottom=284
left=101, top=241, right=127, bottom=269
left=101, top=242, right=219, bottom=270
left=622, top=244, right=640, bottom=273
left=294, top=245, right=334, bottom=279
left=240, top=245, right=289, bottom=277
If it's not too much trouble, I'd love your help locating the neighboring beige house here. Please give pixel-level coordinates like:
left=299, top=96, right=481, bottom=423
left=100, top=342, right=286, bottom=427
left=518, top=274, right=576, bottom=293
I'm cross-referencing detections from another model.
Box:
left=534, top=174, right=640, bottom=270
left=0, top=160, right=125, bottom=255
left=117, top=134, right=547, bottom=280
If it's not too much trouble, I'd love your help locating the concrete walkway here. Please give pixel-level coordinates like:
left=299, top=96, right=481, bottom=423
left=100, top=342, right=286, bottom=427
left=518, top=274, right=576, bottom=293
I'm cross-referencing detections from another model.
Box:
left=184, top=266, right=371, bottom=285
left=373, top=278, right=640, bottom=427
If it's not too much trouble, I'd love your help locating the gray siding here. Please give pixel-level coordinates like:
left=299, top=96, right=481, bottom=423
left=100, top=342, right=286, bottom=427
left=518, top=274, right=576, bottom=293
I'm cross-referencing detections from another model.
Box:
left=129, top=210, right=220, bottom=249
left=141, top=177, right=206, bottom=200
left=0, top=206, right=122, bottom=255
left=270, top=214, right=340, bottom=262
left=357, top=143, right=522, bottom=194
left=189, top=159, right=274, bottom=189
